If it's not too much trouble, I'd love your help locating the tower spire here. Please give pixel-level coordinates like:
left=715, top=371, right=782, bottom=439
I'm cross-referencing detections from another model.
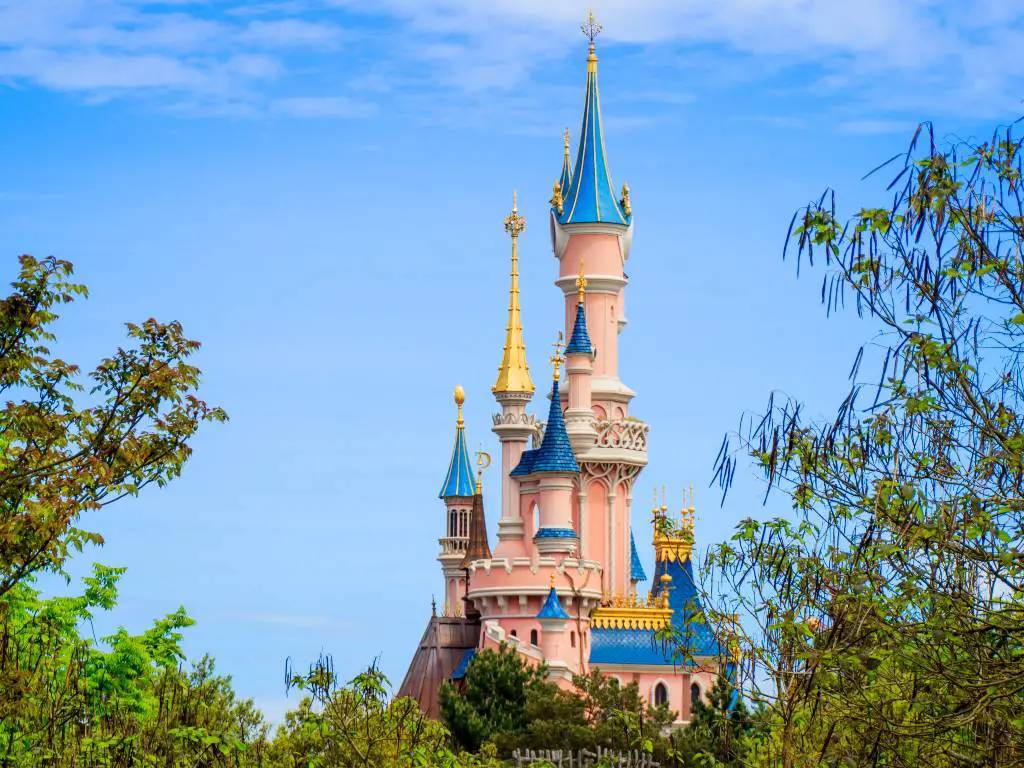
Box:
left=439, top=385, right=476, bottom=498
left=493, top=192, right=535, bottom=395
left=554, top=10, right=630, bottom=226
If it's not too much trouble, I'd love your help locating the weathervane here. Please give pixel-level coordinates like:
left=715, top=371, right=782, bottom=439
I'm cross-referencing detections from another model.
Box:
left=581, top=7, right=603, bottom=48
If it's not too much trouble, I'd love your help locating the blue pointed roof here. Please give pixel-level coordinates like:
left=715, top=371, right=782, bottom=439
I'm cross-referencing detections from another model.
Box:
left=438, top=395, right=475, bottom=498
left=511, top=377, right=579, bottom=476
left=537, top=584, right=571, bottom=620
left=565, top=301, right=592, bottom=355
left=629, top=530, right=647, bottom=582
left=556, top=44, right=630, bottom=226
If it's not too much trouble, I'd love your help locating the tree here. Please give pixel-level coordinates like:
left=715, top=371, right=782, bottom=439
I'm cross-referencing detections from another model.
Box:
left=440, top=644, right=547, bottom=753
left=665, top=676, right=761, bottom=767
left=0, top=255, right=226, bottom=600
left=709, top=120, right=1024, bottom=766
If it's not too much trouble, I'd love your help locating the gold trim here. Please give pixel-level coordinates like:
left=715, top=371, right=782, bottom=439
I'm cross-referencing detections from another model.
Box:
left=592, top=590, right=672, bottom=630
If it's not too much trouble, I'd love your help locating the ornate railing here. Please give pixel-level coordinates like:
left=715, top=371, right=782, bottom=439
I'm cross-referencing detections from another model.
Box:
left=492, top=411, right=537, bottom=427
left=594, top=418, right=648, bottom=451
left=438, top=537, right=468, bottom=554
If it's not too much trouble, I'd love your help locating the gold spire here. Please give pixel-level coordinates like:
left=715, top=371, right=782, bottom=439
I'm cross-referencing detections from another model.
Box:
left=563, top=127, right=571, bottom=163
left=550, top=331, right=565, bottom=381
left=493, top=191, right=535, bottom=395
left=582, top=7, right=602, bottom=59
left=576, top=258, right=587, bottom=303
left=454, top=384, right=465, bottom=427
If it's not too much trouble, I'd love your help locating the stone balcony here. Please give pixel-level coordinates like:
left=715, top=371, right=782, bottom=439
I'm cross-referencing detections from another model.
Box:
left=438, top=536, right=468, bottom=556
left=533, top=417, right=648, bottom=465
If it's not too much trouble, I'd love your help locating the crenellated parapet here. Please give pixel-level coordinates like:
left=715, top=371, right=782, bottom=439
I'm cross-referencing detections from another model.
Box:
left=652, top=488, right=696, bottom=563
left=591, top=589, right=672, bottom=630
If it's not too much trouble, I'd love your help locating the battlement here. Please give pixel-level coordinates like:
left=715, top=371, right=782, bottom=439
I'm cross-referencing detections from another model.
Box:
left=591, top=590, right=672, bottom=630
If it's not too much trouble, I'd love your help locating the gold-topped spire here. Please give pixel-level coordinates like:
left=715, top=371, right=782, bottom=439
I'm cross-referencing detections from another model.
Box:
left=493, top=191, right=535, bottom=395
left=454, top=384, right=465, bottom=426
left=582, top=7, right=602, bottom=55
left=550, top=331, right=565, bottom=381
left=563, top=127, right=571, bottom=161
left=576, top=258, right=587, bottom=303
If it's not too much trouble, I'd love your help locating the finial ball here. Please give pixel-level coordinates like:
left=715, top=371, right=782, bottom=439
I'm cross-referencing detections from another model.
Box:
left=660, top=574, right=672, bottom=584
left=454, top=385, right=465, bottom=406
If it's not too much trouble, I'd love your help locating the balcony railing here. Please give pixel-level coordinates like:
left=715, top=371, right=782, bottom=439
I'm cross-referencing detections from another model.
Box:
left=438, top=536, right=468, bottom=555
left=531, top=418, right=648, bottom=453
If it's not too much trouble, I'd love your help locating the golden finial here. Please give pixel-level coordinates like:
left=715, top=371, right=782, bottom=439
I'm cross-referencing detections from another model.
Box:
left=563, top=127, right=570, bottom=157
left=494, top=191, right=534, bottom=395
left=454, top=385, right=465, bottom=427
left=582, top=7, right=602, bottom=52
left=576, top=259, right=587, bottom=303
left=550, top=572, right=556, bottom=588
left=550, top=331, right=565, bottom=381
left=620, top=182, right=631, bottom=217
left=475, top=450, right=491, bottom=494
left=550, top=180, right=564, bottom=216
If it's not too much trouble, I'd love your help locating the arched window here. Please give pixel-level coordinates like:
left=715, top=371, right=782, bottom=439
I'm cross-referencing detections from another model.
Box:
left=532, top=503, right=540, bottom=535
left=510, top=630, right=518, bottom=638
left=690, top=682, right=701, bottom=707
left=449, top=510, right=457, bottom=536
left=654, top=682, right=668, bottom=707
left=530, top=629, right=539, bottom=646
left=570, top=631, right=576, bottom=648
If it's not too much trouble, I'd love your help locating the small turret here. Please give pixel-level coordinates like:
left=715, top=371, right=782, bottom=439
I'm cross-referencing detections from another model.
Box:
left=564, top=263, right=597, bottom=455
left=537, top=574, right=571, bottom=668
left=437, top=386, right=476, bottom=616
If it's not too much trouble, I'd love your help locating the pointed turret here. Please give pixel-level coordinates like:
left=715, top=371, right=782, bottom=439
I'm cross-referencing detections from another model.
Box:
left=555, top=13, right=631, bottom=227
left=461, top=461, right=492, bottom=569
left=629, top=530, right=647, bottom=584
left=511, top=335, right=579, bottom=477
left=565, top=266, right=593, bottom=356
left=439, top=386, right=476, bottom=499
left=564, top=264, right=597, bottom=455
left=493, top=192, right=535, bottom=396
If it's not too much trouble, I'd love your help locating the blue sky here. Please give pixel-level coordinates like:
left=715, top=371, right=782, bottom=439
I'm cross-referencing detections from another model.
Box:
left=2, top=0, right=1022, bottom=724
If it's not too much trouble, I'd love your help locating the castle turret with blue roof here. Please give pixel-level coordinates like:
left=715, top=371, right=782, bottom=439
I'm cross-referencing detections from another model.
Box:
left=436, top=386, right=478, bottom=617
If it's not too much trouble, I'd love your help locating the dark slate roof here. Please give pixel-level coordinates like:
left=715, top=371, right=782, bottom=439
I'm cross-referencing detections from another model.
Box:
left=511, top=377, right=578, bottom=476
left=565, top=301, right=593, bottom=355
left=537, top=586, right=571, bottom=620
left=629, top=530, right=647, bottom=583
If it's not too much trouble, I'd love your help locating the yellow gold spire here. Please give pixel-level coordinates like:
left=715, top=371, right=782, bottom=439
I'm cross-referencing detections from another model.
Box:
left=563, top=127, right=571, bottom=162
left=493, top=191, right=535, bottom=395
left=550, top=331, right=565, bottom=381
left=576, top=258, right=587, bottom=303
left=582, top=7, right=602, bottom=67
left=454, top=384, right=465, bottom=426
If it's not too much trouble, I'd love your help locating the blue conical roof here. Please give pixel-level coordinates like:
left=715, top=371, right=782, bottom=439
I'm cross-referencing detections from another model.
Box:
left=629, top=529, right=647, bottom=582
left=565, top=301, right=592, bottom=355
left=537, top=584, right=571, bottom=620
left=511, top=377, right=578, bottom=476
left=439, top=416, right=475, bottom=499
left=556, top=45, right=630, bottom=226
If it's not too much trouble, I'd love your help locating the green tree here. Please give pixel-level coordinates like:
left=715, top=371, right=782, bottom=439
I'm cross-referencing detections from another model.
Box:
left=439, top=644, right=547, bottom=753
left=0, top=255, right=226, bottom=601
left=709, top=121, right=1024, bottom=767
left=666, top=676, right=761, bottom=767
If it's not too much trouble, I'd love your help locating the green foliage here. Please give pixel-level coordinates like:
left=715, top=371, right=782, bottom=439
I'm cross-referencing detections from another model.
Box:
left=708, top=120, right=1024, bottom=766
left=0, top=255, right=226, bottom=601
left=665, top=676, right=763, bottom=767
left=440, top=644, right=548, bottom=752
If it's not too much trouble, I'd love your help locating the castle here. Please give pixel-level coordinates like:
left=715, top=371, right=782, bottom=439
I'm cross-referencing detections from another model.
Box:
left=399, top=16, right=731, bottom=725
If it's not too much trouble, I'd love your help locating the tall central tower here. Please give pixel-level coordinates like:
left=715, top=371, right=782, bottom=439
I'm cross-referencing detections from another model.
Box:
left=548, top=14, right=647, bottom=597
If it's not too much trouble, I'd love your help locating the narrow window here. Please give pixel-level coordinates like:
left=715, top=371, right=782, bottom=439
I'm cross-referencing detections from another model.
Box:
left=690, top=682, right=700, bottom=707
left=530, top=629, right=539, bottom=646
left=570, top=631, right=576, bottom=648
left=449, top=510, right=457, bottom=536
left=654, top=682, right=668, bottom=707
left=510, top=630, right=518, bottom=638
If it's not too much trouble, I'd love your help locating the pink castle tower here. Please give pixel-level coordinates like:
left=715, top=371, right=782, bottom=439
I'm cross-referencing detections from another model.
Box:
left=399, top=13, right=733, bottom=723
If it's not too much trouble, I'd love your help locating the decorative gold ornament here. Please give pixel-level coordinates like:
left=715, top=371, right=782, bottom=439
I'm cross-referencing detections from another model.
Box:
left=550, top=331, right=565, bottom=381
left=620, top=182, right=632, bottom=217
left=475, top=450, right=491, bottom=493
left=454, top=385, right=465, bottom=426
left=576, top=259, right=588, bottom=303
left=550, top=180, right=564, bottom=215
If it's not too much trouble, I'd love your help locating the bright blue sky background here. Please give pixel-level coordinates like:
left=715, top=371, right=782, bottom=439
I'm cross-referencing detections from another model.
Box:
left=2, top=0, right=1022, bottom=724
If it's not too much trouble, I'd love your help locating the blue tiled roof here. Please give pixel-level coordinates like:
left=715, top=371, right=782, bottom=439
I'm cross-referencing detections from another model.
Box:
left=565, top=301, right=592, bottom=355
left=534, top=527, right=577, bottom=539
left=537, top=586, right=571, bottom=620
left=629, top=530, right=647, bottom=583
left=451, top=648, right=476, bottom=681
left=556, top=48, right=630, bottom=227
left=558, top=139, right=573, bottom=200
left=592, top=554, right=723, bottom=668
left=439, top=420, right=476, bottom=498
left=511, top=378, right=579, bottom=475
